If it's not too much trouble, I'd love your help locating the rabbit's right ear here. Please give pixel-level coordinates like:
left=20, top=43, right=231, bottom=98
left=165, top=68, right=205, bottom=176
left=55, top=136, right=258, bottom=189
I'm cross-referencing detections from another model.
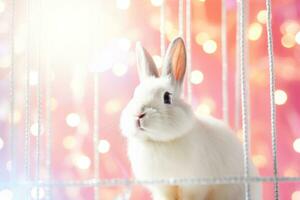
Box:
left=162, top=37, right=186, bottom=88
left=136, top=42, right=159, bottom=81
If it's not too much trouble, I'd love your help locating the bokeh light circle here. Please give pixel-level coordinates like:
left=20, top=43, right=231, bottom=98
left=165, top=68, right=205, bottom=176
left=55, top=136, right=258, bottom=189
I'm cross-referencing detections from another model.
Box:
left=190, top=70, right=204, bottom=85
left=150, top=0, right=163, bottom=7
left=293, top=138, right=300, bottom=153
left=98, top=139, right=111, bottom=154
left=118, top=38, right=131, bottom=51
left=31, top=187, right=45, bottom=200
left=6, top=161, right=11, bottom=171
left=73, top=154, right=91, bottom=170
left=0, top=1, right=5, bottom=14
left=281, top=34, right=296, bottom=48
left=105, top=99, right=122, bottom=114
left=0, top=137, right=4, bottom=150
left=112, top=63, right=128, bottom=77
left=295, top=32, right=300, bottom=45
left=30, top=123, right=44, bottom=137
left=29, top=71, right=38, bottom=86
left=202, top=40, right=217, bottom=54
left=248, top=23, right=263, bottom=41
left=63, top=136, right=77, bottom=150
left=256, top=10, right=267, bottom=24
left=195, top=32, right=210, bottom=45
left=66, top=113, right=81, bottom=127
left=274, top=90, right=288, bottom=105
left=116, top=0, right=130, bottom=10
left=252, top=154, right=267, bottom=168
left=292, top=191, right=300, bottom=200
left=0, top=189, right=13, bottom=200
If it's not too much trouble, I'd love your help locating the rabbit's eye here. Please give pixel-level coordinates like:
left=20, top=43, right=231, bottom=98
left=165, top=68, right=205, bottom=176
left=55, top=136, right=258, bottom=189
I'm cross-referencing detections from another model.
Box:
left=163, top=91, right=172, bottom=104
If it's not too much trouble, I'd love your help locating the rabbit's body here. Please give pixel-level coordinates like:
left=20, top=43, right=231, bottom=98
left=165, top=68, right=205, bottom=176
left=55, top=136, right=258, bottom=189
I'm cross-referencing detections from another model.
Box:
left=128, top=115, right=260, bottom=200
left=120, top=37, right=261, bottom=200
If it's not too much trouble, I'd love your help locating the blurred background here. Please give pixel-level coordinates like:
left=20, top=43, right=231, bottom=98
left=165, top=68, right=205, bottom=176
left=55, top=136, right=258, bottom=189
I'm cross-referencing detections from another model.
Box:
left=0, top=0, right=299, bottom=199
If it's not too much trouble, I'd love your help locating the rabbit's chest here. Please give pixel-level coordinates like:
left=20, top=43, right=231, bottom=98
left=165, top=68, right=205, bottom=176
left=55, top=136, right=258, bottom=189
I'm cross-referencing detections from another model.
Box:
left=128, top=140, right=197, bottom=179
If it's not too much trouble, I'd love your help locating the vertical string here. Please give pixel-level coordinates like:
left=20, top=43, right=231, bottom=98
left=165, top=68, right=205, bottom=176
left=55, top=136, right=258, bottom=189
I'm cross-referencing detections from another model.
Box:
left=35, top=43, right=41, bottom=200
left=234, top=1, right=240, bottom=131
left=186, top=0, right=192, bottom=103
left=238, top=0, right=251, bottom=199
left=221, top=0, right=229, bottom=124
left=45, top=8, right=52, bottom=199
left=160, top=0, right=166, bottom=57
left=178, top=0, right=184, bottom=37
left=178, top=0, right=185, bottom=97
left=245, top=0, right=251, bottom=176
left=93, top=73, right=100, bottom=200
left=265, top=0, right=279, bottom=199
left=24, top=0, right=31, bottom=199
left=35, top=0, right=43, bottom=198
left=9, top=0, right=16, bottom=193
left=91, top=2, right=100, bottom=199
left=45, top=68, right=52, bottom=200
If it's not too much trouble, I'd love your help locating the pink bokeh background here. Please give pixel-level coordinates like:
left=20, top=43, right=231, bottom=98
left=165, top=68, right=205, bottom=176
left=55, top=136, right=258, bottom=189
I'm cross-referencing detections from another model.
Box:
left=0, top=0, right=299, bottom=199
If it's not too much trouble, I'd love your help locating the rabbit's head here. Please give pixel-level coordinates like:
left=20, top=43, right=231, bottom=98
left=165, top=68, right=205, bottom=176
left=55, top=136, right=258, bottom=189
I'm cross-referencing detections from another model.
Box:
left=120, top=37, right=195, bottom=142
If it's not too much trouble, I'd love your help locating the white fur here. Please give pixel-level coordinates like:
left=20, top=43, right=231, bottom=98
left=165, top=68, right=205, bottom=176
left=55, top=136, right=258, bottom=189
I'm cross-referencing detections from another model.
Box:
left=120, top=39, right=261, bottom=200
left=120, top=76, right=261, bottom=200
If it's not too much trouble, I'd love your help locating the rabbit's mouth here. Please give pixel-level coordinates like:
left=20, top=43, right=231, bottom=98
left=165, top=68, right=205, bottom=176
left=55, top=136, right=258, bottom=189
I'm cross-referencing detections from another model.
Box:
left=136, top=112, right=148, bottom=131
left=136, top=118, right=145, bottom=131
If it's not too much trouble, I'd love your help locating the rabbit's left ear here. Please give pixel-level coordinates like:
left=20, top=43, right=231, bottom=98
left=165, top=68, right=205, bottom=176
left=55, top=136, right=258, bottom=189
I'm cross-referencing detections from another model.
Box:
left=136, top=42, right=159, bottom=81
left=162, top=37, right=186, bottom=87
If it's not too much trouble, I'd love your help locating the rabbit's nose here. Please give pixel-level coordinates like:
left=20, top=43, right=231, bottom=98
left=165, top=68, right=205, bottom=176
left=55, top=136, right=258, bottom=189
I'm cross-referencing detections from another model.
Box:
left=137, top=112, right=146, bottom=119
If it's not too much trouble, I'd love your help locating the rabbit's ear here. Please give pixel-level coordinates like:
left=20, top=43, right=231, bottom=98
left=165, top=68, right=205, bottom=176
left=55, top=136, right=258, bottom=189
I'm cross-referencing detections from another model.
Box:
left=162, top=37, right=186, bottom=87
left=136, top=42, right=159, bottom=80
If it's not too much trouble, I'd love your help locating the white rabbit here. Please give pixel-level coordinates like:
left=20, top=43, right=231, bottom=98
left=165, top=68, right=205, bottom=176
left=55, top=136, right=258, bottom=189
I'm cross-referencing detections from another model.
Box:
left=120, top=37, right=261, bottom=200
